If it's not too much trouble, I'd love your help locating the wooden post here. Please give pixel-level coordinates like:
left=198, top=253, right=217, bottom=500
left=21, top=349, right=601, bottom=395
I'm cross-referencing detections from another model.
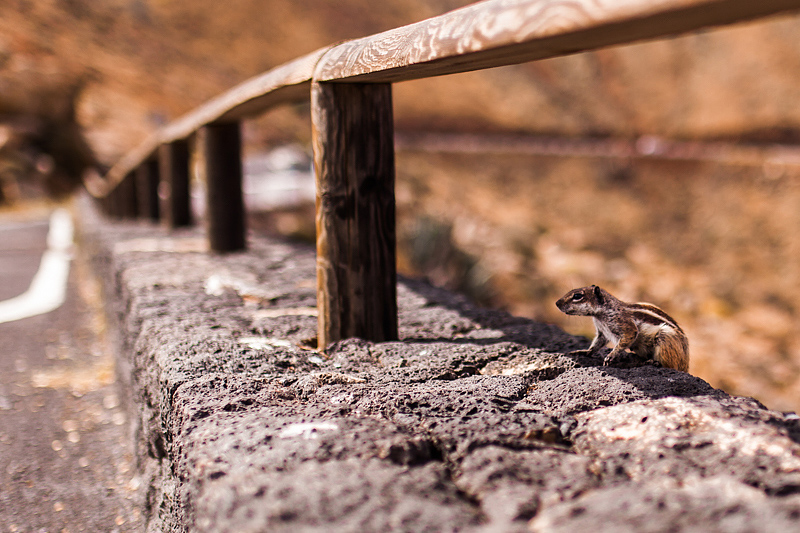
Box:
left=119, top=173, right=139, bottom=219
left=103, top=187, right=120, bottom=219
left=159, top=140, right=193, bottom=228
left=136, top=158, right=160, bottom=221
left=98, top=195, right=111, bottom=217
left=201, top=122, right=246, bottom=252
left=311, top=82, right=397, bottom=348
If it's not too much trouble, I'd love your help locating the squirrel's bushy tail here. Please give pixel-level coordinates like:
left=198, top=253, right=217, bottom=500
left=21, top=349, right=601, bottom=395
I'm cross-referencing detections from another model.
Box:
left=654, top=325, right=690, bottom=372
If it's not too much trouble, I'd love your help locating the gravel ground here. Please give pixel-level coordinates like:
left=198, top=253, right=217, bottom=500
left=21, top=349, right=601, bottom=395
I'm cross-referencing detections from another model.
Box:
left=0, top=205, right=144, bottom=532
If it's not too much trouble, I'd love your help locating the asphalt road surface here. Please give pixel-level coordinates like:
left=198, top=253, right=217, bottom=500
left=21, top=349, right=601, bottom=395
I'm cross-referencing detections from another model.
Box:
left=0, top=204, right=143, bottom=532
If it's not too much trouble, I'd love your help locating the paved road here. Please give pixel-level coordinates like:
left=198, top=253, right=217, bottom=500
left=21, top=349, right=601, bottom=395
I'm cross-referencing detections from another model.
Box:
left=0, top=205, right=143, bottom=532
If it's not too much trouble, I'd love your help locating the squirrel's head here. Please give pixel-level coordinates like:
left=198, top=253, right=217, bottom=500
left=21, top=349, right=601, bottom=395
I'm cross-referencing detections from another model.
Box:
left=556, top=285, right=605, bottom=316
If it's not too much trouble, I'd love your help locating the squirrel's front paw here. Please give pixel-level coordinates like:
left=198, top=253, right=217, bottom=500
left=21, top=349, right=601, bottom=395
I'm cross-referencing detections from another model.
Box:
left=602, top=351, right=623, bottom=366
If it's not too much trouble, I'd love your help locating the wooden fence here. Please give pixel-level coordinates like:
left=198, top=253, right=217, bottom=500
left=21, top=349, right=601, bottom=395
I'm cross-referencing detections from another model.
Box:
left=87, top=0, right=800, bottom=348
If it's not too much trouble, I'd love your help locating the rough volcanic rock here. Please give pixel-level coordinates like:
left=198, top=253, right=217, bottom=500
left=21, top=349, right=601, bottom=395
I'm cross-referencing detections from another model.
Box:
left=76, top=196, right=800, bottom=532
left=530, top=477, right=800, bottom=533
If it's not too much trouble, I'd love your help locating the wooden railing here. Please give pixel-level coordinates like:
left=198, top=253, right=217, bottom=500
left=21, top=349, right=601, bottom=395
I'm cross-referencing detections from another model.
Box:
left=87, top=0, right=800, bottom=348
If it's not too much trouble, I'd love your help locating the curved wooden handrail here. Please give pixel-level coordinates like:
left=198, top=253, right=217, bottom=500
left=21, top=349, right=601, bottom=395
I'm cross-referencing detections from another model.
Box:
left=86, top=47, right=329, bottom=198
left=314, top=0, right=800, bottom=83
left=90, top=0, right=800, bottom=198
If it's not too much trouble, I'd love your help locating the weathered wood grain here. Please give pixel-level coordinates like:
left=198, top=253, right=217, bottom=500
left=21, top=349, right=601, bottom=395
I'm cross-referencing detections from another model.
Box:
left=312, top=82, right=398, bottom=348
left=315, top=0, right=800, bottom=82
left=89, top=48, right=328, bottom=198
left=159, top=140, right=193, bottom=228
left=202, top=123, right=246, bottom=252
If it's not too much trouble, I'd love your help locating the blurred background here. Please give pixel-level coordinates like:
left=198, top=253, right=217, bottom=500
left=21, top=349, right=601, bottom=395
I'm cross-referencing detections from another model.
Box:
left=2, top=0, right=800, bottom=411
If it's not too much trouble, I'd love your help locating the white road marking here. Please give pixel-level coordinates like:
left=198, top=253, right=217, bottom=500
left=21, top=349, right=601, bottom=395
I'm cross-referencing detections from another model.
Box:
left=0, top=209, right=73, bottom=324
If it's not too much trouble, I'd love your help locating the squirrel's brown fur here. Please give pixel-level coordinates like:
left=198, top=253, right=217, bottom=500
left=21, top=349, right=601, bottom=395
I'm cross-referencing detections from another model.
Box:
left=556, top=285, right=689, bottom=372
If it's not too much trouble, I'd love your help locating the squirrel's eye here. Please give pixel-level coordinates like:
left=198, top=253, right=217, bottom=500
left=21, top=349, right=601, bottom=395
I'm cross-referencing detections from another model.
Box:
left=571, top=293, right=584, bottom=302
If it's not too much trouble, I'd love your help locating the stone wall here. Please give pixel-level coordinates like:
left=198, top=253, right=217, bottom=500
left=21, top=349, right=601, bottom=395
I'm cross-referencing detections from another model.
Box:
left=77, top=196, right=800, bottom=532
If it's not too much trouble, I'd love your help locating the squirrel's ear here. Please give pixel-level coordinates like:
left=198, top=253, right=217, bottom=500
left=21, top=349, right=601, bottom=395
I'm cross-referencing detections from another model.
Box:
left=593, top=285, right=604, bottom=304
